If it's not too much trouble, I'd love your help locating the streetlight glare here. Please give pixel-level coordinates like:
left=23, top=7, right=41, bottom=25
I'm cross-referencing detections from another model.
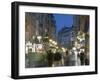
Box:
left=49, top=39, right=52, bottom=42
left=72, top=47, right=76, bottom=51
left=54, top=42, right=57, bottom=45
left=56, top=46, right=58, bottom=49
left=37, top=36, right=42, bottom=39
left=62, top=47, right=66, bottom=52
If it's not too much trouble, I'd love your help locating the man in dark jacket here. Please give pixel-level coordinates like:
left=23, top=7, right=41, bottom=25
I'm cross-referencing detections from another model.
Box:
left=80, top=51, right=85, bottom=65
left=47, top=50, right=53, bottom=67
left=53, top=51, right=62, bottom=67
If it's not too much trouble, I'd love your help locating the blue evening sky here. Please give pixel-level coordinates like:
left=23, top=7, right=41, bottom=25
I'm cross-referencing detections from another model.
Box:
left=53, top=14, right=73, bottom=32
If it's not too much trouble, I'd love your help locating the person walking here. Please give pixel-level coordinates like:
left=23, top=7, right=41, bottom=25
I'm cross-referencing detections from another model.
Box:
left=85, top=52, right=89, bottom=65
left=64, top=50, right=69, bottom=66
left=80, top=49, right=85, bottom=65
left=47, top=50, right=53, bottom=67
left=53, top=51, right=62, bottom=67
left=68, top=49, right=76, bottom=66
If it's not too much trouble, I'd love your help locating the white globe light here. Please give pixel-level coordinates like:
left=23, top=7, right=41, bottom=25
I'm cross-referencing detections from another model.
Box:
left=73, top=47, right=76, bottom=51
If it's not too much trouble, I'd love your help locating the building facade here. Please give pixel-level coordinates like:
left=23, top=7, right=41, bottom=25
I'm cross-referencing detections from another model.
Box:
left=73, top=15, right=89, bottom=33
left=73, top=15, right=89, bottom=56
left=58, top=26, right=76, bottom=49
left=25, top=13, right=56, bottom=53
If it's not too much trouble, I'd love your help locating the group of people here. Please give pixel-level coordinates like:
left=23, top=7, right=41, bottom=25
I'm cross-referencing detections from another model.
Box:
left=46, top=48, right=89, bottom=67
left=46, top=50, right=63, bottom=67
left=65, top=48, right=89, bottom=66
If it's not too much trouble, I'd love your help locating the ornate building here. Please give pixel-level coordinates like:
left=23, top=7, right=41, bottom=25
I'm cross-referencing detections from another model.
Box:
left=58, top=26, right=75, bottom=49
left=25, top=13, right=56, bottom=42
left=25, top=13, right=56, bottom=53
left=73, top=15, right=89, bottom=34
left=73, top=15, right=89, bottom=56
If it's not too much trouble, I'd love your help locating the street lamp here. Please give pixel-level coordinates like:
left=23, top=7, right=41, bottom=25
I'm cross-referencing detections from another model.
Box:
left=56, top=46, right=58, bottom=49
left=26, top=41, right=32, bottom=54
left=49, top=39, right=53, bottom=42
left=52, top=41, right=55, bottom=45
left=54, top=41, right=57, bottom=45
left=77, top=31, right=85, bottom=42
left=62, top=47, right=66, bottom=52
left=72, top=47, right=76, bottom=51
left=37, top=36, right=42, bottom=43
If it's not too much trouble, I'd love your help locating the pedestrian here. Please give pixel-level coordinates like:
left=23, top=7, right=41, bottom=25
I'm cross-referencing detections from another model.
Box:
left=47, top=50, right=53, bottom=67
left=85, top=52, right=89, bottom=65
left=77, top=51, right=81, bottom=65
left=64, top=50, right=69, bottom=66
left=80, top=49, right=85, bottom=65
left=53, top=51, right=62, bottom=67
left=70, top=50, right=76, bottom=66
left=67, top=49, right=76, bottom=66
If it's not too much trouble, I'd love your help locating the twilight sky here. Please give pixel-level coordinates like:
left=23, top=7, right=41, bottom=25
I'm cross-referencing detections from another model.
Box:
left=53, top=14, right=73, bottom=32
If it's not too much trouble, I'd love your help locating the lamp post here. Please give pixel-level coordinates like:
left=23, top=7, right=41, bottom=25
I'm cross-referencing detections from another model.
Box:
left=77, top=31, right=85, bottom=49
left=37, top=36, right=42, bottom=43
left=26, top=41, right=32, bottom=54
left=77, top=31, right=85, bottom=42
